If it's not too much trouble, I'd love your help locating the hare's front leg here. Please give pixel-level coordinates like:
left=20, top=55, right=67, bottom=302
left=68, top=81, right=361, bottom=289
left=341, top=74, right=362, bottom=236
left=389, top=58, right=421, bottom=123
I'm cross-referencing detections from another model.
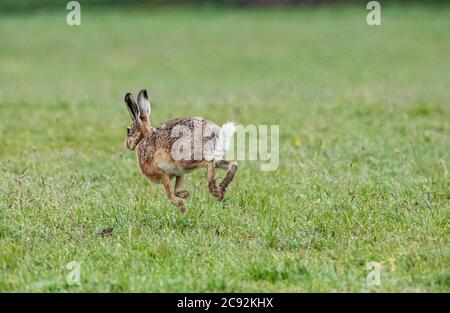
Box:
left=161, top=173, right=187, bottom=213
left=174, top=176, right=190, bottom=199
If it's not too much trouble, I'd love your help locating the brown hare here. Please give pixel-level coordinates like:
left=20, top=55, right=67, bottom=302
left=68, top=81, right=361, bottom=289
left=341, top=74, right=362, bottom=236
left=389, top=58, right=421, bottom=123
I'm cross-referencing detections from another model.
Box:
left=123, top=89, right=238, bottom=213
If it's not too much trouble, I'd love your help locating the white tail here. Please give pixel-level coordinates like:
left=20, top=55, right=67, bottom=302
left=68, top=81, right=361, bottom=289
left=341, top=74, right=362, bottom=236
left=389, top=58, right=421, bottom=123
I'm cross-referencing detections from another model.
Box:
left=214, top=121, right=236, bottom=161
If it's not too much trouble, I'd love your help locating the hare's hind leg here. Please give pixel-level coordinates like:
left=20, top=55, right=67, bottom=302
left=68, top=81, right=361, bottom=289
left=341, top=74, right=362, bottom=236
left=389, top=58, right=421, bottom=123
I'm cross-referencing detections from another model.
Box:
left=216, top=160, right=238, bottom=199
left=174, top=176, right=189, bottom=199
left=207, top=161, right=223, bottom=200
left=161, top=173, right=187, bottom=213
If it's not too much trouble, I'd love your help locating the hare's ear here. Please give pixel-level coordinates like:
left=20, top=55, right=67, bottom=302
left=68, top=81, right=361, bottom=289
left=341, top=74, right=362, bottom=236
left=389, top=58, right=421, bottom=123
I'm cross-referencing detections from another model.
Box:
left=137, top=89, right=151, bottom=120
left=124, top=93, right=140, bottom=122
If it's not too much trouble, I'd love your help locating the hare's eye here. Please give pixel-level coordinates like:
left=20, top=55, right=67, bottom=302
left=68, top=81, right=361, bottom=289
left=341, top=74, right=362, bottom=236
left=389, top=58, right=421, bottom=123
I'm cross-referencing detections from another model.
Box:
left=127, top=127, right=131, bottom=135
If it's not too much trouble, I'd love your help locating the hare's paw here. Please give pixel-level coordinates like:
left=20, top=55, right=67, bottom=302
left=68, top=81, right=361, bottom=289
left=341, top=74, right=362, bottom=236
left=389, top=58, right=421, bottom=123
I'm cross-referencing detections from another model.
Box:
left=212, top=189, right=224, bottom=201
left=175, top=189, right=190, bottom=199
left=177, top=200, right=187, bottom=213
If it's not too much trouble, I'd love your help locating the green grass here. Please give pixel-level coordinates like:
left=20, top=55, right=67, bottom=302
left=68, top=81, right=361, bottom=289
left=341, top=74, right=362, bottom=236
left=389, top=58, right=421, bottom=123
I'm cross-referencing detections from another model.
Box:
left=0, top=5, right=449, bottom=292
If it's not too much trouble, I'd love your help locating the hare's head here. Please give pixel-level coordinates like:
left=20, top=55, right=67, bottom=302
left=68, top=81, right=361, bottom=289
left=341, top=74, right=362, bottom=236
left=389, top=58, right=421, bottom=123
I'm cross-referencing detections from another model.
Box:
left=124, top=89, right=151, bottom=150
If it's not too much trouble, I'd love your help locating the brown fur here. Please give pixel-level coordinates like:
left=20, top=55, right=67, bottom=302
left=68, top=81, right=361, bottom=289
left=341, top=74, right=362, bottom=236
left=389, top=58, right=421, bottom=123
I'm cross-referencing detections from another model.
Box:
left=124, top=90, right=238, bottom=213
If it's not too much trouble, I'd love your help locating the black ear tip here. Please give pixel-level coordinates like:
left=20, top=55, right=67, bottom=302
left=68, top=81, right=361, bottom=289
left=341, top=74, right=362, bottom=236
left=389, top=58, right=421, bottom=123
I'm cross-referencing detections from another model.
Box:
left=140, top=89, right=149, bottom=99
left=124, top=93, right=133, bottom=102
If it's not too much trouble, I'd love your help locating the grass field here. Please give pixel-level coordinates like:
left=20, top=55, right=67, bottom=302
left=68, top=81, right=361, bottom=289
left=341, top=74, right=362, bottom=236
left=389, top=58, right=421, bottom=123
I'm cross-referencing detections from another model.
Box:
left=0, top=5, right=449, bottom=292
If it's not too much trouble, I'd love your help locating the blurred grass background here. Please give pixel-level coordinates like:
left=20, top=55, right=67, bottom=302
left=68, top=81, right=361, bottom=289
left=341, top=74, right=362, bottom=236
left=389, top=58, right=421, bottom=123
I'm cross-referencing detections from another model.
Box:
left=0, top=1, right=449, bottom=291
left=1, top=0, right=449, bottom=12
